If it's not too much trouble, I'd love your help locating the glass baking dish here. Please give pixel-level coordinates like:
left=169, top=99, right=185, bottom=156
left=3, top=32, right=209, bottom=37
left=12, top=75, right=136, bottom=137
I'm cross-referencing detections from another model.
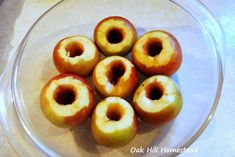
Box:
left=0, top=0, right=225, bottom=156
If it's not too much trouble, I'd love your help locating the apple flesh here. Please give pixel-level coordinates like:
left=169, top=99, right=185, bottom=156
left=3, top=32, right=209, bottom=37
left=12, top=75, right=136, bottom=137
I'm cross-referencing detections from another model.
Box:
left=92, top=56, right=138, bottom=98
left=40, top=74, right=95, bottom=128
left=94, top=16, right=137, bottom=56
left=53, top=35, right=99, bottom=77
left=133, top=75, right=183, bottom=125
left=91, top=97, right=138, bottom=146
left=132, top=30, right=182, bottom=76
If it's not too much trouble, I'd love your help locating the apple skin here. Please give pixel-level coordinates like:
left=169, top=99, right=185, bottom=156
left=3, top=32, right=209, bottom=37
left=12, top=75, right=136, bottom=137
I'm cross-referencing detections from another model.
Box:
left=40, top=73, right=95, bottom=128
left=133, top=75, right=183, bottom=125
left=91, top=97, right=138, bottom=147
left=92, top=56, right=138, bottom=98
left=53, top=35, right=99, bottom=77
left=132, top=30, right=182, bottom=76
left=94, top=16, right=137, bottom=56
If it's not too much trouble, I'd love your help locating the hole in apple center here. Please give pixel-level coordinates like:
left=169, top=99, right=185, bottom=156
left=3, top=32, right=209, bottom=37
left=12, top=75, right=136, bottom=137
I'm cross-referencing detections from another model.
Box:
left=54, top=85, right=76, bottom=105
left=106, top=104, right=124, bottom=121
left=145, top=39, right=163, bottom=57
left=65, top=41, right=84, bottom=57
left=107, top=28, right=123, bottom=44
left=107, top=61, right=126, bottom=85
left=146, top=83, right=164, bottom=100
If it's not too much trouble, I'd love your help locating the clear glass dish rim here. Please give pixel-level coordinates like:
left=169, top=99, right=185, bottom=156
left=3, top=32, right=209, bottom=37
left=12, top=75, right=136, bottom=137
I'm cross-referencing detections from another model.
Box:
left=2, top=0, right=225, bottom=156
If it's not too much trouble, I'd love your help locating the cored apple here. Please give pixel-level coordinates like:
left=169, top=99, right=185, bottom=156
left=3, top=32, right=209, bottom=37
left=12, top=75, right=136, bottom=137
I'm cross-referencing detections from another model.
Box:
left=92, top=56, right=138, bottom=98
left=40, top=73, right=95, bottom=128
left=91, top=97, right=138, bottom=146
left=132, top=30, right=182, bottom=76
left=94, top=16, right=137, bottom=56
left=133, top=75, right=183, bottom=124
left=53, top=35, right=99, bottom=77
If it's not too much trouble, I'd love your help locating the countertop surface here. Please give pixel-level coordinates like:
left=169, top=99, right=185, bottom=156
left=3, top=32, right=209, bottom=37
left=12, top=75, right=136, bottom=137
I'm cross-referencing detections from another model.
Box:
left=0, top=0, right=235, bottom=156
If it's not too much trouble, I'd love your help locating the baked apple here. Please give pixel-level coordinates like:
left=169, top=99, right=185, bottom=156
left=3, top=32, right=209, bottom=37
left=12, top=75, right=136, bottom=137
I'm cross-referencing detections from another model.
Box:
left=53, top=35, right=99, bottom=77
left=133, top=75, right=183, bottom=125
left=92, top=56, right=138, bottom=98
left=94, top=16, right=137, bottom=56
left=91, top=97, right=138, bottom=146
left=132, top=30, right=182, bottom=76
left=40, top=74, right=95, bottom=128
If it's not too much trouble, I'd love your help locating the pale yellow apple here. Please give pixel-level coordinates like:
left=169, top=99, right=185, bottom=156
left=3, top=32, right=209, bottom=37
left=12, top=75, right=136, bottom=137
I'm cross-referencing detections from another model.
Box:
left=94, top=16, right=137, bottom=56
left=133, top=75, right=183, bottom=124
left=53, top=35, right=99, bottom=76
left=40, top=74, right=95, bottom=128
left=91, top=97, right=138, bottom=146
left=92, top=56, right=138, bottom=98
